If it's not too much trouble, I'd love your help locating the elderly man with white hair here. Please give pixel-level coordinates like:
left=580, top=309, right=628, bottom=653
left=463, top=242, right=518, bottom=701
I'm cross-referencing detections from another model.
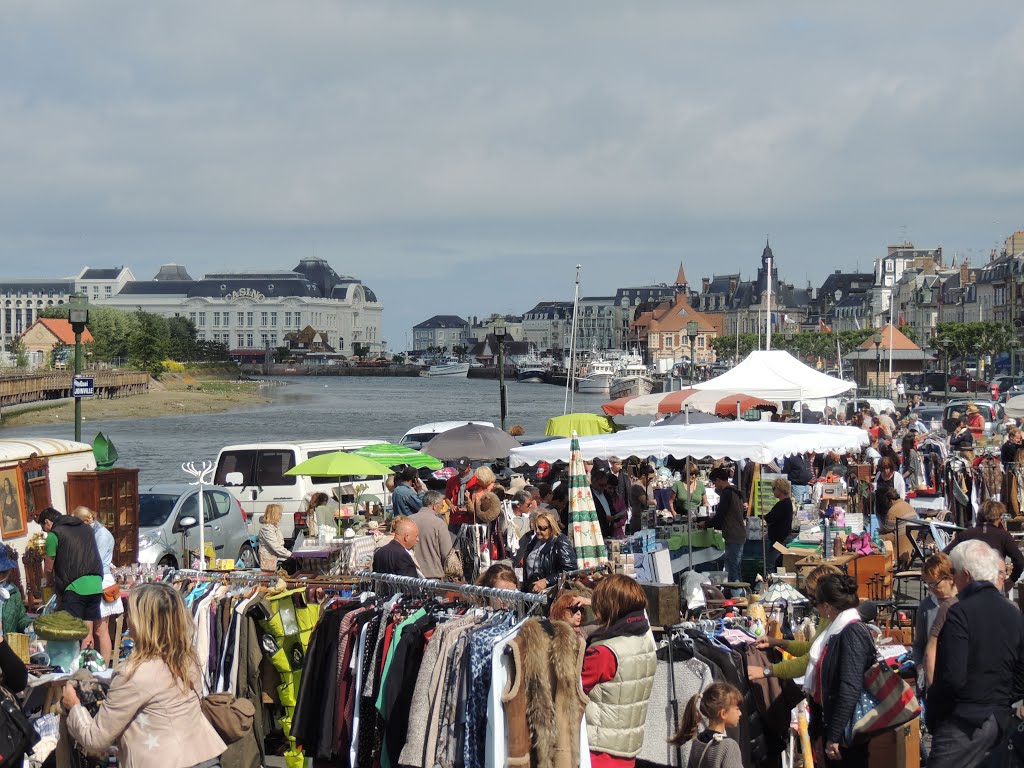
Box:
left=926, top=539, right=1024, bottom=768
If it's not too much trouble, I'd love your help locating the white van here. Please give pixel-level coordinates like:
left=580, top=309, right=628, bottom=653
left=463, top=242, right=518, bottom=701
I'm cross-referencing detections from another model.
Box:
left=0, top=438, right=97, bottom=571
left=213, top=440, right=389, bottom=543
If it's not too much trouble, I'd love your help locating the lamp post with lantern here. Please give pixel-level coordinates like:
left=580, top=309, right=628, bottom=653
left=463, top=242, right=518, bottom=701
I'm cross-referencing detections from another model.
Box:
left=495, top=319, right=510, bottom=431
left=686, top=321, right=699, bottom=387
left=68, top=293, right=90, bottom=443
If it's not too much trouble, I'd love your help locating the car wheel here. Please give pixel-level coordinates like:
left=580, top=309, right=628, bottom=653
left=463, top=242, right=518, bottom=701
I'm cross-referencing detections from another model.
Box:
left=949, top=386, right=959, bottom=393
left=237, top=543, right=258, bottom=569
left=158, top=555, right=177, bottom=568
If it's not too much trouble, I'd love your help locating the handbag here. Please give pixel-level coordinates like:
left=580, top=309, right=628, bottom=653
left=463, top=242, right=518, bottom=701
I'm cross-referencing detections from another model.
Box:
left=443, top=546, right=464, bottom=582
left=102, top=582, right=121, bottom=602
left=843, top=661, right=920, bottom=746
left=0, top=685, right=38, bottom=767
left=192, top=684, right=256, bottom=744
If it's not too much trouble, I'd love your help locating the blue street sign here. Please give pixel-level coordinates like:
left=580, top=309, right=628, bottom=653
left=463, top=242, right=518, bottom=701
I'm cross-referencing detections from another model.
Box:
left=72, top=376, right=95, bottom=398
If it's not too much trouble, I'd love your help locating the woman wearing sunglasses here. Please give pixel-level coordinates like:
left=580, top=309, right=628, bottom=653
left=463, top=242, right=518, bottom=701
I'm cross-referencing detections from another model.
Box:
left=550, top=592, right=592, bottom=639
left=519, top=509, right=577, bottom=593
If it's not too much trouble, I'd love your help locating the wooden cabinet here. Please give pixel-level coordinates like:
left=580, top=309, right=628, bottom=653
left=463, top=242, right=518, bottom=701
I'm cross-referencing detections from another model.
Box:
left=869, top=719, right=920, bottom=768
left=65, top=469, right=139, bottom=567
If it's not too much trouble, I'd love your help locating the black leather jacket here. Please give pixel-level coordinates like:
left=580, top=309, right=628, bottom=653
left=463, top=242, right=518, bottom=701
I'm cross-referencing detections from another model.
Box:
left=520, top=533, right=576, bottom=591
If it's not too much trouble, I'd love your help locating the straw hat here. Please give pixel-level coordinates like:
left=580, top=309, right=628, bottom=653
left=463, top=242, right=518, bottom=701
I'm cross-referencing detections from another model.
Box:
left=476, top=492, right=503, bottom=523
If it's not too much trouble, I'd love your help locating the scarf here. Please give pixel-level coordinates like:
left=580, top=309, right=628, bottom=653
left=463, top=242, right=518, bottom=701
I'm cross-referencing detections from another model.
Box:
left=802, top=607, right=860, bottom=700
left=586, top=609, right=651, bottom=647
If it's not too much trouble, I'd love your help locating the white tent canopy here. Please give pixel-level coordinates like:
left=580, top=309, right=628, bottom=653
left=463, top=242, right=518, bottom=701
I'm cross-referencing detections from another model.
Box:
left=508, top=421, right=870, bottom=466
left=692, top=350, right=854, bottom=402
left=1006, top=395, right=1024, bottom=420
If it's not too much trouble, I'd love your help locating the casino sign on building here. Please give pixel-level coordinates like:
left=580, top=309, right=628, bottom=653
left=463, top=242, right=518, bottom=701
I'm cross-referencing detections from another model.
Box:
left=104, top=258, right=383, bottom=357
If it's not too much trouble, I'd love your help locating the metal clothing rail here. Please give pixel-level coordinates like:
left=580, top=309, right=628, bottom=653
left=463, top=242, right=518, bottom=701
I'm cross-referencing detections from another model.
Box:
left=166, top=568, right=279, bottom=584
left=352, top=570, right=548, bottom=608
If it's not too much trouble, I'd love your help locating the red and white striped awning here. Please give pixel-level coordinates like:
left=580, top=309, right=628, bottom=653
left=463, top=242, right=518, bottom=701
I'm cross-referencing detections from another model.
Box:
left=603, top=388, right=778, bottom=418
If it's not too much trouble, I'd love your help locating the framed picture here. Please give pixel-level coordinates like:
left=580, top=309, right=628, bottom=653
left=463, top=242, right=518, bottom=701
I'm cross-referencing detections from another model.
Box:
left=0, top=466, right=26, bottom=539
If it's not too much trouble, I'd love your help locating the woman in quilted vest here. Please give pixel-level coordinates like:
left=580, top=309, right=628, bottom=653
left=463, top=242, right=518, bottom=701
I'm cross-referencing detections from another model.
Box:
left=582, top=574, right=657, bottom=767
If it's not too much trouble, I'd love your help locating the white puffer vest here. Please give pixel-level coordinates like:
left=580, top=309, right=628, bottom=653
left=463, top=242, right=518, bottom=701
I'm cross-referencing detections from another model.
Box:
left=585, top=630, right=657, bottom=757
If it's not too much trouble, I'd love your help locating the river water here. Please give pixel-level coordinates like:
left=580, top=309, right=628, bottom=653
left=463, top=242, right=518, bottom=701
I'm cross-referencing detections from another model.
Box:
left=3, top=377, right=611, bottom=482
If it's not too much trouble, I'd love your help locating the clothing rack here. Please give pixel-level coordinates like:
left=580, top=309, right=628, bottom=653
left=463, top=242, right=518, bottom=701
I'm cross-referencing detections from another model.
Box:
left=165, top=568, right=279, bottom=584
left=352, top=570, right=548, bottom=614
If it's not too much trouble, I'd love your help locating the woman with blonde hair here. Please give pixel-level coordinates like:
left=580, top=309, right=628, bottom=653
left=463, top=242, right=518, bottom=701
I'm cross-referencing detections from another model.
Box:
left=518, top=509, right=576, bottom=593
left=63, top=582, right=226, bottom=767
left=74, top=505, right=123, bottom=663
left=259, top=503, right=291, bottom=572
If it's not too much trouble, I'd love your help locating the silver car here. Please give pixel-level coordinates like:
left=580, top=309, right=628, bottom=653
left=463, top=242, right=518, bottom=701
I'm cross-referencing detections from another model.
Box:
left=138, top=483, right=258, bottom=569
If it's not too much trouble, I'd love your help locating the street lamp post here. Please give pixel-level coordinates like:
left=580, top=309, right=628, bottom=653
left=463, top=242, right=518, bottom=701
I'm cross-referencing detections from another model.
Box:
left=686, top=321, right=699, bottom=387
left=495, top=320, right=508, bottom=430
left=68, top=293, right=90, bottom=443
left=1012, top=338, right=1021, bottom=377
left=939, top=338, right=953, bottom=403
left=872, top=334, right=882, bottom=398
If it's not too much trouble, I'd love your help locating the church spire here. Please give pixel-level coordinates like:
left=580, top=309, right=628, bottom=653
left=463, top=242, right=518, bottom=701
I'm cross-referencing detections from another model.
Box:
left=675, top=262, right=687, bottom=287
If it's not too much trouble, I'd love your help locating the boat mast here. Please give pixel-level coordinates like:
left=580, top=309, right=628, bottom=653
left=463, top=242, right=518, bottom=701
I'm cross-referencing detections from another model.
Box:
left=565, top=265, right=582, bottom=415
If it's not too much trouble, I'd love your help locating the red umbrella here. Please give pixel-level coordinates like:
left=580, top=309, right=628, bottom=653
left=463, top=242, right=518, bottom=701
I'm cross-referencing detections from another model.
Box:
left=714, top=395, right=775, bottom=418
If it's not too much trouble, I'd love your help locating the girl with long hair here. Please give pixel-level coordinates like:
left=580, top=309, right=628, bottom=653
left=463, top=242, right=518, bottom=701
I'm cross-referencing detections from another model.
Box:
left=670, top=682, right=744, bottom=768
left=63, top=583, right=226, bottom=767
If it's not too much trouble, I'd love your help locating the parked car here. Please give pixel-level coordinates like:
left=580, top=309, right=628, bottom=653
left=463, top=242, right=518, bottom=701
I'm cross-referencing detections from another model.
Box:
left=947, top=374, right=989, bottom=393
left=138, top=483, right=256, bottom=569
left=943, top=400, right=1004, bottom=436
left=214, top=440, right=391, bottom=545
left=990, top=375, right=1024, bottom=400
left=909, top=405, right=945, bottom=431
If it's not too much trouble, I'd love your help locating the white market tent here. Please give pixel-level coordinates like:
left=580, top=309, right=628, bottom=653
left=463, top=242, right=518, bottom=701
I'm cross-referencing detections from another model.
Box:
left=691, top=350, right=855, bottom=403
left=508, top=421, right=870, bottom=466
left=1006, top=395, right=1024, bottom=420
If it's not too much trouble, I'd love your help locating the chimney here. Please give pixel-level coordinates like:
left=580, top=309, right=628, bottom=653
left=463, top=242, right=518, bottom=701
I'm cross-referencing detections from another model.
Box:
left=729, top=277, right=738, bottom=293
left=960, top=262, right=970, bottom=287
left=702, top=277, right=710, bottom=293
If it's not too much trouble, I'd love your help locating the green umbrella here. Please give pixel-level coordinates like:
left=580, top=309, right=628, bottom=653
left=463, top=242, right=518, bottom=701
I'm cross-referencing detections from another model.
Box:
left=285, top=451, right=394, bottom=478
left=545, top=413, right=618, bottom=438
left=353, top=442, right=442, bottom=470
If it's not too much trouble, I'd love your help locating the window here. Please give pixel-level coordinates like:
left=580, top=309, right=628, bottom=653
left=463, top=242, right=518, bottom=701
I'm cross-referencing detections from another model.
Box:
left=261, top=312, right=268, bottom=326
left=198, top=313, right=206, bottom=327
left=104, top=286, right=112, bottom=297
left=246, top=312, right=254, bottom=327
left=260, top=333, right=269, bottom=347
left=92, top=286, right=99, bottom=298
left=246, top=333, right=253, bottom=348
left=237, top=312, right=244, bottom=326
left=189, top=312, right=196, bottom=323
left=255, top=450, right=296, bottom=486
left=204, top=490, right=233, bottom=520
left=237, top=334, right=244, bottom=348
left=213, top=312, right=220, bottom=327
left=213, top=447, right=255, bottom=485
left=284, top=311, right=292, bottom=326
left=271, top=312, right=278, bottom=327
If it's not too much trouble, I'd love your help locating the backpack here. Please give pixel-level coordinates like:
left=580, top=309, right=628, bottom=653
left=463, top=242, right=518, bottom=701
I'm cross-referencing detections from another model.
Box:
left=0, top=685, right=37, bottom=767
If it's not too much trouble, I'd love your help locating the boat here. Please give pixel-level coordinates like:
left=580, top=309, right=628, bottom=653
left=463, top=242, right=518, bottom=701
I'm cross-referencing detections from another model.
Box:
left=575, top=356, right=618, bottom=395
left=516, top=352, right=550, bottom=383
left=609, top=356, right=656, bottom=398
left=424, top=359, right=470, bottom=377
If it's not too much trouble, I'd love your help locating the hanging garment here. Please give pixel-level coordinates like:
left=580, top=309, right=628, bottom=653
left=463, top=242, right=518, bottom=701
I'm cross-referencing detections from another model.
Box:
left=503, top=618, right=589, bottom=768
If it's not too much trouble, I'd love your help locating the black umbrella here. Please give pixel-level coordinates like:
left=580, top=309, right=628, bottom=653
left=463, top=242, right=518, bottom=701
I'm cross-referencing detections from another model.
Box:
left=421, top=423, right=522, bottom=461
left=655, top=409, right=726, bottom=426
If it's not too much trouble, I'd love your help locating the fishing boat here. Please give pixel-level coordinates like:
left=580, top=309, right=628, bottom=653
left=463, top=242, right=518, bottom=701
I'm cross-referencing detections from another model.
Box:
left=575, top=356, right=617, bottom=395
left=516, top=352, right=549, bottom=383
left=424, top=359, right=470, bottom=377
left=609, top=355, right=655, bottom=398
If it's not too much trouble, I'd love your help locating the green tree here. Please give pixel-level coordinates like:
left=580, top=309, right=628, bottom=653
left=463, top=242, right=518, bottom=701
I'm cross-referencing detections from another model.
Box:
left=166, top=316, right=198, bottom=361
left=353, top=342, right=370, bottom=358
left=129, top=310, right=170, bottom=376
left=6, top=337, right=28, bottom=369
left=47, top=342, right=69, bottom=369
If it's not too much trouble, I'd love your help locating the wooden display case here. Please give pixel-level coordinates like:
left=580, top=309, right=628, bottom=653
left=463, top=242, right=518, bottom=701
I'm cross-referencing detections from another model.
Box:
left=65, top=468, right=139, bottom=567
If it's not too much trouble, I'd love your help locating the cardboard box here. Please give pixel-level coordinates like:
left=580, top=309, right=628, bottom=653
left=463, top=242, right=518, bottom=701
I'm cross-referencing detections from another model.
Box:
left=773, top=541, right=812, bottom=574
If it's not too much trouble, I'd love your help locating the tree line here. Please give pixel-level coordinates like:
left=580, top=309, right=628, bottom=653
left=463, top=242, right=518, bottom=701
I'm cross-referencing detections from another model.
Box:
left=32, top=306, right=232, bottom=375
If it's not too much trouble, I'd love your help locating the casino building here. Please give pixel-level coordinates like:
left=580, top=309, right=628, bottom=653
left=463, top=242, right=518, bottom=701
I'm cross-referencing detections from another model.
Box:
left=2, top=259, right=384, bottom=358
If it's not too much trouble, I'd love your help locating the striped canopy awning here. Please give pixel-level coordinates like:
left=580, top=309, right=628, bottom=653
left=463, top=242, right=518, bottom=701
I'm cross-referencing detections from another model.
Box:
left=568, top=432, right=608, bottom=569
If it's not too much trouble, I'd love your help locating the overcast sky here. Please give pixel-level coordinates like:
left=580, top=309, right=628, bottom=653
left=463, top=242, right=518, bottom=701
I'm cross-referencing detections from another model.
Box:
left=2, top=2, right=1023, bottom=348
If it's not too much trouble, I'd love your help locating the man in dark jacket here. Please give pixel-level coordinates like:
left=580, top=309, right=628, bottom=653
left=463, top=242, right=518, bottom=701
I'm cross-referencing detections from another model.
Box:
left=927, top=539, right=1024, bottom=767
left=781, top=453, right=813, bottom=505
left=39, top=507, right=103, bottom=641
left=708, top=467, right=746, bottom=590
left=372, top=517, right=421, bottom=577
